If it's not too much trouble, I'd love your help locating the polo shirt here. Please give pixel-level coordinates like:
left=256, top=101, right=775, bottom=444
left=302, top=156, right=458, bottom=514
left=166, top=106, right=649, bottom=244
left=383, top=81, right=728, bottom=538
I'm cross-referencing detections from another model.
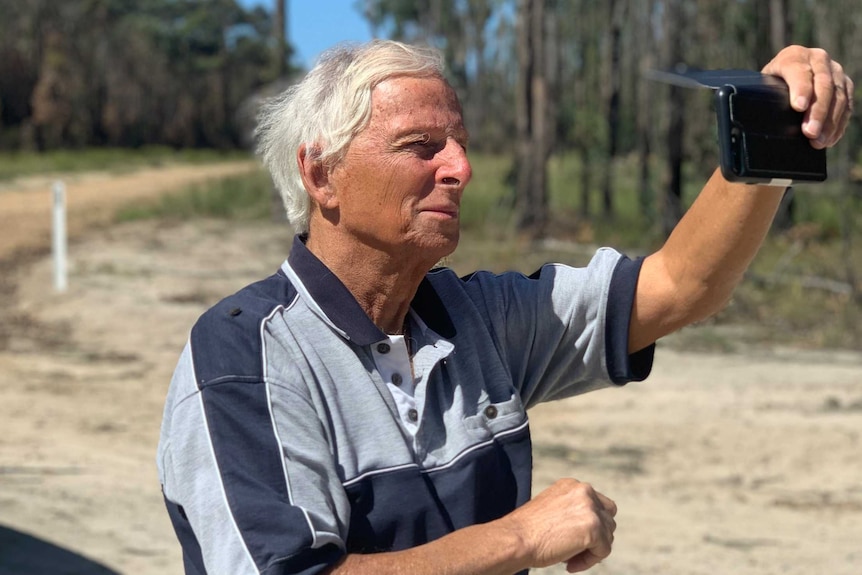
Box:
left=156, top=235, right=654, bottom=575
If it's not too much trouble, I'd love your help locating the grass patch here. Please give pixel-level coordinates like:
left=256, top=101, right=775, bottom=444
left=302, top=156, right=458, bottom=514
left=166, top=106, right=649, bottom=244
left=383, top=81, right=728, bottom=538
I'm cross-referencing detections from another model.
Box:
left=0, top=146, right=251, bottom=182
left=719, top=235, right=862, bottom=350
left=459, top=154, right=516, bottom=233
left=456, top=152, right=862, bottom=352
left=118, top=169, right=276, bottom=222
left=106, top=149, right=861, bottom=352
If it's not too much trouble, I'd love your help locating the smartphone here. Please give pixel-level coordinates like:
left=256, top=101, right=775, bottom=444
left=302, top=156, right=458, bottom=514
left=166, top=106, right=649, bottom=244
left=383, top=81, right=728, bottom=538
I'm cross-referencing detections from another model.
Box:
left=715, top=82, right=827, bottom=185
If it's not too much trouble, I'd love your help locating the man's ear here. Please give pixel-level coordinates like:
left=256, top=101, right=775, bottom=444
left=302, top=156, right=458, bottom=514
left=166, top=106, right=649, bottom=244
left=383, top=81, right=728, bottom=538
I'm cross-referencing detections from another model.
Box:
left=298, top=144, right=338, bottom=209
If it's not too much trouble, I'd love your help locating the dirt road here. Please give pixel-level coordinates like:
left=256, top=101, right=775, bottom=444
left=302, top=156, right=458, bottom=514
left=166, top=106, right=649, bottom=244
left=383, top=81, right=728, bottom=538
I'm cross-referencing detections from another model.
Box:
left=0, top=164, right=860, bottom=574
left=0, top=160, right=258, bottom=262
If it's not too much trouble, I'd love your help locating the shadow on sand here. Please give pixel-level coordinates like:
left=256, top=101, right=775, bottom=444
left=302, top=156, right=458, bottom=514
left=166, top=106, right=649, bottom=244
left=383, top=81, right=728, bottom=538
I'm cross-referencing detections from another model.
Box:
left=0, top=525, right=119, bottom=575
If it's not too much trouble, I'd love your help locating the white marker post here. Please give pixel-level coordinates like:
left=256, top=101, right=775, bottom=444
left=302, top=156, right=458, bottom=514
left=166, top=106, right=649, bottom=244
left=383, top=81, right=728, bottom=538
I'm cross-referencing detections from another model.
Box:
left=52, top=180, right=68, bottom=292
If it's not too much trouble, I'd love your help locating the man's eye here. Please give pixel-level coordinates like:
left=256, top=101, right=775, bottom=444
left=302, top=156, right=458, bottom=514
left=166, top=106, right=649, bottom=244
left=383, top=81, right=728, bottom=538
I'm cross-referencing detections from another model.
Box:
left=410, top=137, right=437, bottom=147
left=410, top=140, right=444, bottom=154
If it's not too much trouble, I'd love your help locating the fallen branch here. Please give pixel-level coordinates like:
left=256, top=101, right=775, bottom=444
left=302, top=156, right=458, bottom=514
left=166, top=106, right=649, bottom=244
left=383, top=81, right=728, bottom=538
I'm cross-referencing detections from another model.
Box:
left=745, top=271, right=855, bottom=296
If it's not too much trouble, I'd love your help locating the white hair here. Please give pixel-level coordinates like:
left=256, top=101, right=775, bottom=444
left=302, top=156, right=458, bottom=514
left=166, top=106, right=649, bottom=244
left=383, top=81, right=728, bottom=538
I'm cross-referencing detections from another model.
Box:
left=255, top=40, right=446, bottom=233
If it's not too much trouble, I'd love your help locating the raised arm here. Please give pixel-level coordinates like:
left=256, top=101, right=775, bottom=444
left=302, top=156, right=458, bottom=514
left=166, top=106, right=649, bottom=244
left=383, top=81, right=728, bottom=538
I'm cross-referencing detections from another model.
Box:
left=629, top=46, right=854, bottom=353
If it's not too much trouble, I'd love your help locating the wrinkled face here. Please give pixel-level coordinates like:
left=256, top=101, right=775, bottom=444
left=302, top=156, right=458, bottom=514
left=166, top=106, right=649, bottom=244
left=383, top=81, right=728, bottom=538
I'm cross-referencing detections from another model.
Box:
left=327, top=75, right=472, bottom=262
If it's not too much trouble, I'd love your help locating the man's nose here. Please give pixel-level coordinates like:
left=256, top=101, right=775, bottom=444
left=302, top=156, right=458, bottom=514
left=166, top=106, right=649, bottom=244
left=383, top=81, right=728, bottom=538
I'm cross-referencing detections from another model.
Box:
left=438, top=139, right=472, bottom=187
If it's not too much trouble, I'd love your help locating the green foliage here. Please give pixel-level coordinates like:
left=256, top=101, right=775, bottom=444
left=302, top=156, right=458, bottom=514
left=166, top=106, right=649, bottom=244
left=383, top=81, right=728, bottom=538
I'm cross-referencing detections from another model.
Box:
left=0, top=0, right=295, bottom=150
left=360, top=0, right=513, bottom=153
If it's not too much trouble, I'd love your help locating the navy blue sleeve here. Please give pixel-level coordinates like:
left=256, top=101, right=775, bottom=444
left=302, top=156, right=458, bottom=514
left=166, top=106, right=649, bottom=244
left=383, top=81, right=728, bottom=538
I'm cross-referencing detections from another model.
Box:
left=605, top=256, right=655, bottom=384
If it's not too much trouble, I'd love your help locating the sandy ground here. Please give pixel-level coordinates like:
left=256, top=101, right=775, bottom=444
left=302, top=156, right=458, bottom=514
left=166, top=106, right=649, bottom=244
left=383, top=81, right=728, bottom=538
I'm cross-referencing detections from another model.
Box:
left=0, top=165, right=860, bottom=574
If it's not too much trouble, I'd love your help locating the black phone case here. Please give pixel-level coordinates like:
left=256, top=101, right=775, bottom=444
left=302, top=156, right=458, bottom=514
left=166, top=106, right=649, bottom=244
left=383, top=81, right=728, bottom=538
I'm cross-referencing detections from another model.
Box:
left=715, top=83, right=827, bottom=185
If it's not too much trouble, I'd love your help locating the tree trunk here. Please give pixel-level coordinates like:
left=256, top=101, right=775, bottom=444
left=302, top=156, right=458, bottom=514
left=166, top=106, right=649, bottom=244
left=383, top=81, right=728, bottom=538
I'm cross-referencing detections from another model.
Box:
left=662, top=0, right=685, bottom=238
left=636, top=0, right=656, bottom=221
left=580, top=144, right=591, bottom=219
left=515, top=0, right=549, bottom=237
left=753, top=0, right=773, bottom=67
left=601, top=0, right=625, bottom=219
left=769, top=0, right=790, bottom=54
left=274, top=0, right=287, bottom=77
left=515, top=0, right=532, bottom=226
left=575, top=13, right=593, bottom=220
left=769, top=0, right=797, bottom=231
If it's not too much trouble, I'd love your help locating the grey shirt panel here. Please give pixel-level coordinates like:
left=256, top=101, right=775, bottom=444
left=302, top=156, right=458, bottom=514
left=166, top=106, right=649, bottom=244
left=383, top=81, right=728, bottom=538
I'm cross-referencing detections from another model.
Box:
left=427, top=249, right=627, bottom=410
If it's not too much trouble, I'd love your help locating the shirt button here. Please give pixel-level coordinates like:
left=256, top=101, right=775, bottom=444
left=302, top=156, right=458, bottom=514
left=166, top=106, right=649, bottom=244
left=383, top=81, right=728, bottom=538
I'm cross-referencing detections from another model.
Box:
left=407, top=408, right=419, bottom=423
left=484, top=405, right=498, bottom=419
left=392, top=373, right=403, bottom=386
left=376, top=343, right=391, bottom=354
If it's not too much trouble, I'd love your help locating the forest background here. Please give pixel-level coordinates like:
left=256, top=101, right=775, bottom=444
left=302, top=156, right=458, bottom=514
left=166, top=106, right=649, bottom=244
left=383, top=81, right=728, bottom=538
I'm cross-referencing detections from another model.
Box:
left=1, top=0, right=861, bottom=351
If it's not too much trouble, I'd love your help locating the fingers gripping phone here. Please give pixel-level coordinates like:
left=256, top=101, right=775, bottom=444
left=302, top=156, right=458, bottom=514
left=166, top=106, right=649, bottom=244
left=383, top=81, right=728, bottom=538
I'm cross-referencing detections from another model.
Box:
left=715, top=82, right=827, bottom=185
left=645, top=67, right=828, bottom=186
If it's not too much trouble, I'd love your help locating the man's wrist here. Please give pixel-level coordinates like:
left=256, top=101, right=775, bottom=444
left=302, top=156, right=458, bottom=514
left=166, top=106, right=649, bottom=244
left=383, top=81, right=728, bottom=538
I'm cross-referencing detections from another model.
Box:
left=489, top=512, right=535, bottom=573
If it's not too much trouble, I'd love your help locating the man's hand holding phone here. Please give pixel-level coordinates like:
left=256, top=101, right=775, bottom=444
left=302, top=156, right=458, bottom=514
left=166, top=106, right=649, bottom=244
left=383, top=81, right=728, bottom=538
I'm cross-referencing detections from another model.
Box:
left=715, top=80, right=827, bottom=186
left=761, top=45, right=854, bottom=151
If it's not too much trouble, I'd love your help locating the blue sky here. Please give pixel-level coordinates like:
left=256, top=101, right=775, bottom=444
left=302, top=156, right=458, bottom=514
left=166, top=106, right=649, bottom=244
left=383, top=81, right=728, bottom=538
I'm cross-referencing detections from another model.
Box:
left=241, top=1, right=375, bottom=67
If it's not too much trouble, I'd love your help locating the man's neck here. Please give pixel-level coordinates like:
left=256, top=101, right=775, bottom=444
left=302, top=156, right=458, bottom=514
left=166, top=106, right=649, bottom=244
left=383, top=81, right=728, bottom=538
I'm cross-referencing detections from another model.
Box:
left=304, top=229, right=433, bottom=335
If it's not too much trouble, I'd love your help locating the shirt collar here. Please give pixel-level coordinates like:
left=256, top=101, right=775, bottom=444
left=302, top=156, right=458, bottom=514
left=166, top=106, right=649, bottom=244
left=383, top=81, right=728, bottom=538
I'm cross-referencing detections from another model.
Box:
left=286, top=234, right=456, bottom=345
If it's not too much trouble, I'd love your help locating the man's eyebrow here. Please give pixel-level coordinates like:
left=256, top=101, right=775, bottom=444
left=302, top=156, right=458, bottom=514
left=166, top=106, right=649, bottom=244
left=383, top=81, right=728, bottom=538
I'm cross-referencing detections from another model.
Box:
left=390, top=123, right=469, bottom=146
left=391, top=131, right=431, bottom=145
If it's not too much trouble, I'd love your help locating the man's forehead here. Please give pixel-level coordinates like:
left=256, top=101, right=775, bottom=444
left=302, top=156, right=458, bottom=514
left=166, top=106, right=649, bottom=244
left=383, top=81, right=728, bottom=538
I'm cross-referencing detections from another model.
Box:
left=372, top=76, right=460, bottom=109
left=370, top=76, right=465, bottom=130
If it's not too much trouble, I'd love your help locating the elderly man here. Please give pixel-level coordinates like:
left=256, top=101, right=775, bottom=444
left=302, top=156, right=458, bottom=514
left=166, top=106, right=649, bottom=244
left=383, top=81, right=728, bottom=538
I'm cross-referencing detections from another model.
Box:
left=157, top=40, right=852, bottom=575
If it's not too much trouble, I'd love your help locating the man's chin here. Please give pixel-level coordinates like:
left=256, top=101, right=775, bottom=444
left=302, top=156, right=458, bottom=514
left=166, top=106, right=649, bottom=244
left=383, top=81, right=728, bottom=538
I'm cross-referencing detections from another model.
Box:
left=410, top=231, right=459, bottom=265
